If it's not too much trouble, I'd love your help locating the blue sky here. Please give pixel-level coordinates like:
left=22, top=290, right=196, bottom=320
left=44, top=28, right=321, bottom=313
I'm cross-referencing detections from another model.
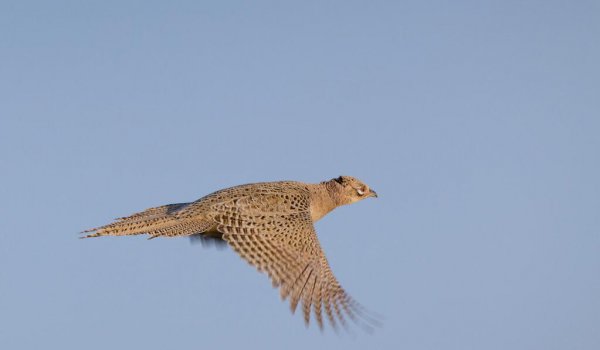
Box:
left=1, top=1, right=599, bottom=349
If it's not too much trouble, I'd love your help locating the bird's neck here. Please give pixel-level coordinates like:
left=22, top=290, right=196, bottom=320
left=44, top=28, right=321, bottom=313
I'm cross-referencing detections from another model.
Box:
left=308, top=181, right=342, bottom=222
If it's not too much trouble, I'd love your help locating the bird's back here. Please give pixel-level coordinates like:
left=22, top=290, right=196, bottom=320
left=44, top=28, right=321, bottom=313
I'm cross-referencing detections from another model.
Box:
left=176, top=180, right=312, bottom=219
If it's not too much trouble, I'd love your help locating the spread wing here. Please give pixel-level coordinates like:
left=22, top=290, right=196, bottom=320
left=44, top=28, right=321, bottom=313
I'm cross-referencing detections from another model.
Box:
left=210, top=193, right=377, bottom=331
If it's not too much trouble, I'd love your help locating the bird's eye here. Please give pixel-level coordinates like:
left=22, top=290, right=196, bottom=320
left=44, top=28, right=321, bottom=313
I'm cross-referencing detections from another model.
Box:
left=357, top=189, right=365, bottom=196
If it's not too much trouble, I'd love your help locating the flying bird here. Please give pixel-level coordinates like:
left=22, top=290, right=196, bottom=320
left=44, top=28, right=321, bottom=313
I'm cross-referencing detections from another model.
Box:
left=83, top=176, right=379, bottom=331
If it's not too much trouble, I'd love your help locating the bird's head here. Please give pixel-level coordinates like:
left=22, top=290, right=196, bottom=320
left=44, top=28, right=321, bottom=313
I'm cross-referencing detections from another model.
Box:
left=331, top=175, right=378, bottom=205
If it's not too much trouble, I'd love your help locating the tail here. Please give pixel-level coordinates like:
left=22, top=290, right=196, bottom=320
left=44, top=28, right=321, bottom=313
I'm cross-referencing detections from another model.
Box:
left=81, top=203, right=212, bottom=239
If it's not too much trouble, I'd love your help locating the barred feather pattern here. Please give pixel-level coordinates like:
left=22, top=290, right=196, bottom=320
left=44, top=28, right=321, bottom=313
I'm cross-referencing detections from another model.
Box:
left=81, top=203, right=210, bottom=238
left=209, top=188, right=378, bottom=331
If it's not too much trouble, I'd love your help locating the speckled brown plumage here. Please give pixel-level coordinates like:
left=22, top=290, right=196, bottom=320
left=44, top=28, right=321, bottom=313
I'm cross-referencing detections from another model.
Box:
left=83, top=176, right=379, bottom=331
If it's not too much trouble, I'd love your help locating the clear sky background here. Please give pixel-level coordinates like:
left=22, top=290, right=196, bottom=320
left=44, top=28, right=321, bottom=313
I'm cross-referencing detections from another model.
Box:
left=1, top=1, right=599, bottom=349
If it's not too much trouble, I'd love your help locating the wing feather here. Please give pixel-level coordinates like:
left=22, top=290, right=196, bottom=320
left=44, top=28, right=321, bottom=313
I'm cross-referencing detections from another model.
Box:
left=211, top=192, right=376, bottom=331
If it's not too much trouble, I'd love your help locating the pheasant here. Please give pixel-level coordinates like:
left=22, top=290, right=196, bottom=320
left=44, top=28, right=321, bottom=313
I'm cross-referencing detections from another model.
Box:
left=83, top=176, right=379, bottom=331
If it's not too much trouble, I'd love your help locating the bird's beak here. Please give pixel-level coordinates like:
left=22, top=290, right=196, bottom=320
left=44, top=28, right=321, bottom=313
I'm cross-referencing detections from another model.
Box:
left=369, top=189, right=378, bottom=198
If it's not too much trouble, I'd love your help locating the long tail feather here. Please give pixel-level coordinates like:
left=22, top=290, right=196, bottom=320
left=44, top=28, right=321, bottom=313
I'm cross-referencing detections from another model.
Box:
left=81, top=203, right=210, bottom=239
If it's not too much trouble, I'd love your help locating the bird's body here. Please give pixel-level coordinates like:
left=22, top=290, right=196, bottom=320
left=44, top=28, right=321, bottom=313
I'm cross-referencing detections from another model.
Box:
left=83, top=176, right=378, bottom=331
